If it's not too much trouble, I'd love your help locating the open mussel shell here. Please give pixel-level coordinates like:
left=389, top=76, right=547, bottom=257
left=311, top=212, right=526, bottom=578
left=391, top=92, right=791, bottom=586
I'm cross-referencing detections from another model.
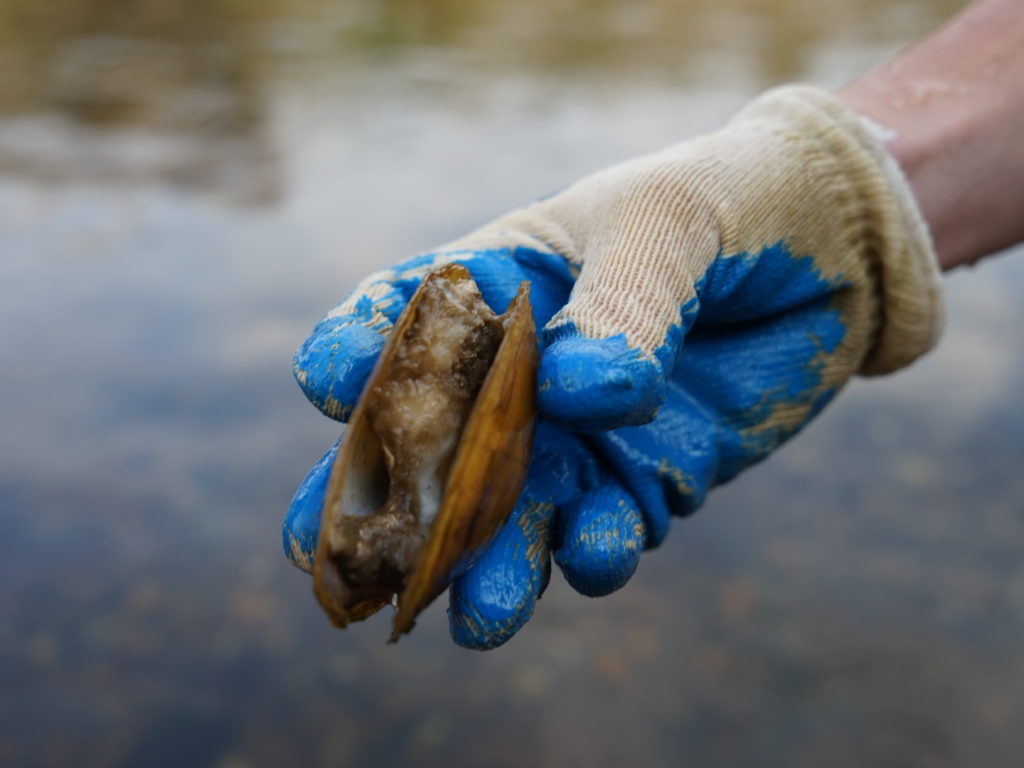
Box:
left=313, top=263, right=537, bottom=641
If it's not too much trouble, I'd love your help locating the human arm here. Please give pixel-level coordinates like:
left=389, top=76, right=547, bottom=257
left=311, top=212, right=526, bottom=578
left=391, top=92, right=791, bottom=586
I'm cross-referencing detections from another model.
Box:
left=838, top=0, right=1024, bottom=270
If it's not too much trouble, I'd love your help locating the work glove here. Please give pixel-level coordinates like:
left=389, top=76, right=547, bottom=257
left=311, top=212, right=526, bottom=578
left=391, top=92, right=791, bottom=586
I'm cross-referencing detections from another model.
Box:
left=284, top=85, right=943, bottom=649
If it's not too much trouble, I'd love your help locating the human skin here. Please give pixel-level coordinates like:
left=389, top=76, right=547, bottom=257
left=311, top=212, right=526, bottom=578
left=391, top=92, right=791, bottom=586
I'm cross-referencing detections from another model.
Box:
left=837, top=0, right=1024, bottom=271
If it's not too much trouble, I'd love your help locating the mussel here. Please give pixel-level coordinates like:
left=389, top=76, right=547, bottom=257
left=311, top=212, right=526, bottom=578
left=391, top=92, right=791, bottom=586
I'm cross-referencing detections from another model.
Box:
left=313, top=263, right=537, bottom=641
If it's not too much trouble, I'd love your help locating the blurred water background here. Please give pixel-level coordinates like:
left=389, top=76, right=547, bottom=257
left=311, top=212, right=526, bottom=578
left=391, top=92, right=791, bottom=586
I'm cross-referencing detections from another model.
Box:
left=2, top=1, right=1022, bottom=766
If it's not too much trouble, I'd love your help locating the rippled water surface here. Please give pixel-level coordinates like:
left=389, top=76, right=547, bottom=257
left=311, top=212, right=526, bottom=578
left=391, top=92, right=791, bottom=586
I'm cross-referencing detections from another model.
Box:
left=2, top=1, right=1022, bottom=766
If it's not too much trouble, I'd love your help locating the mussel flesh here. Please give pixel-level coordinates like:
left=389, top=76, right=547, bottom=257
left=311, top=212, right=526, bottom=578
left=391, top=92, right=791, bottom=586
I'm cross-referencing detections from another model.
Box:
left=313, top=263, right=537, bottom=641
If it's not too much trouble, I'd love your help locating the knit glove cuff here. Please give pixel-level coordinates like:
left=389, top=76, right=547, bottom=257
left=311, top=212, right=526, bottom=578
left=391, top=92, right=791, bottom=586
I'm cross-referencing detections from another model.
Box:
left=736, top=86, right=943, bottom=374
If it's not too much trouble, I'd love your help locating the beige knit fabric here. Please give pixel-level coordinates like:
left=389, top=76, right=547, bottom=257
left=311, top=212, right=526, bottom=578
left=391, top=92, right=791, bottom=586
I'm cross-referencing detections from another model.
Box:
left=436, top=85, right=944, bottom=377
left=334, top=86, right=943, bottom=382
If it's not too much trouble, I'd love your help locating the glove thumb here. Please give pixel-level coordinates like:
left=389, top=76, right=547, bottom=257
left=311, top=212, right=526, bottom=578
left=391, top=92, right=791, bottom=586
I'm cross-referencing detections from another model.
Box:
left=536, top=222, right=715, bottom=432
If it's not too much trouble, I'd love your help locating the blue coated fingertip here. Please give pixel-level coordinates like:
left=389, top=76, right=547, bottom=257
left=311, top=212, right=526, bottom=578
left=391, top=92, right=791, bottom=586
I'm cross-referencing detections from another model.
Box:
left=537, top=332, right=666, bottom=432
left=592, top=381, right=722, bottom=547
left=448, top=499, right=555, bottom=650
left=292, top=317, right=385, bottom=421
left=282, top=440, right=338, bottom=573
left=554, top=486, right=645, bottom=597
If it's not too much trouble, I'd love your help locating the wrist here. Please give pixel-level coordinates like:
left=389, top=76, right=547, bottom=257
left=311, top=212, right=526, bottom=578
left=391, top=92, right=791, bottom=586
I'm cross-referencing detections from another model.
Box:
left=724, top=85, right=943, bottom=374
left=836, top=79, right=966, bottom=272
left=836, top=0, right=1024, bottom=271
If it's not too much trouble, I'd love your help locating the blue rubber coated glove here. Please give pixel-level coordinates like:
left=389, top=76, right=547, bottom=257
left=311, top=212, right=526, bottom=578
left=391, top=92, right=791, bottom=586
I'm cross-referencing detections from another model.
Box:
left=284, top=86, right=943, bottom=649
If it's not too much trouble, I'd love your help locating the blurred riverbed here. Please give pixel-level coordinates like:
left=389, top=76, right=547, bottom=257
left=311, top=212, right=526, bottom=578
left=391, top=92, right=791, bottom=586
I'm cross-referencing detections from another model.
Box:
left=2, top=1, right=1022, bottom=766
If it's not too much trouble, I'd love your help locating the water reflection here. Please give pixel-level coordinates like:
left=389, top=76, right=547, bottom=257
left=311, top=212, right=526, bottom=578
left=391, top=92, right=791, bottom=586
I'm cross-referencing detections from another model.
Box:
left=2, top=1, right=1022, bottom=767
left=0, top=0, right=968, bottom=199
left=0, top=0, right=276, bottom=201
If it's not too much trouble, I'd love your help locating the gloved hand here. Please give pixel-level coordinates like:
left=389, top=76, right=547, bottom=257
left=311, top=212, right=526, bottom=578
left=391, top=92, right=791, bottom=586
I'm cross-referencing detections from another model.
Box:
left=284, top=85, right=943, bottom=649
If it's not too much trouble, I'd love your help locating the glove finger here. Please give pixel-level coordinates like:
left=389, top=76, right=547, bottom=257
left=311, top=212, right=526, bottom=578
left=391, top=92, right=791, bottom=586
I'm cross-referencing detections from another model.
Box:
left=292, top=252, right=459, bottom=420
left=534, top=208, right=716, bottom=432
left=293, top=282, right=409, bottom=422
left=536, top=295, right=702, bottom=434
left=281, top=439, right=338, bottom=573
left=592, top=379, right=721, bottom=547
left=447, top=494, right=556, bottom=650
left=536, top=330, right=674, bottom=432
left=447, top=422, right=597, bottom=650
left=553, top=483, right=646, bottom=597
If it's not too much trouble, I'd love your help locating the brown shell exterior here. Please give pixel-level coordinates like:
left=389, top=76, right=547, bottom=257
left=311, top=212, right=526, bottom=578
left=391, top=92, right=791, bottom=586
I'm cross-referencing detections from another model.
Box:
left=312, top=263, right=537, bottom=641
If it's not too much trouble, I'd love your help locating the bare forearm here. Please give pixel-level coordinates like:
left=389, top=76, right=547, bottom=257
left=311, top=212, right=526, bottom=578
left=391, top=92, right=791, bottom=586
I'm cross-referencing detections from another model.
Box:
left=837, top=0, right=1024, bottom=271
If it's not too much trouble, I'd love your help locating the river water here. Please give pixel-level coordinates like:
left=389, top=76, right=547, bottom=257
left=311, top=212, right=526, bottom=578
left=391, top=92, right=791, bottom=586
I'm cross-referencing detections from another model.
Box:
left=2, top=1, right=1022, bottom=766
